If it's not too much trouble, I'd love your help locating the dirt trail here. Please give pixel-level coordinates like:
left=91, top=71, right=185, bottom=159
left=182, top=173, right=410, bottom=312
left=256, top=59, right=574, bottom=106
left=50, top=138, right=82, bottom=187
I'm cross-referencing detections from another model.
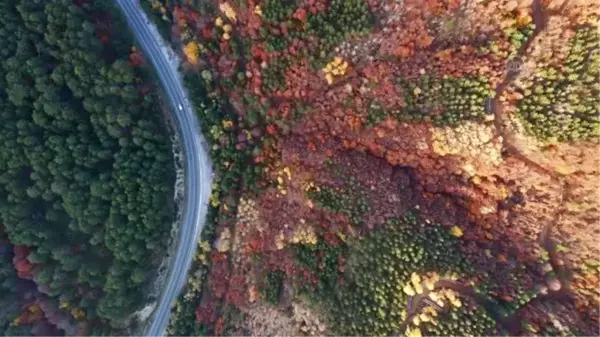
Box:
left=489, top=0, right=564, bottom=181
left=462, top=0, right=580, bottom=331
left=489, top=0, right=573, bottom=281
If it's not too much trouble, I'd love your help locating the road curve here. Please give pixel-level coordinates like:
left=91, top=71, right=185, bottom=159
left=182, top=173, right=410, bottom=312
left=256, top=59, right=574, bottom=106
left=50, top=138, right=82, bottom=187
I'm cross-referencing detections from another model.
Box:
left=114, top=1, right=213, bottom=336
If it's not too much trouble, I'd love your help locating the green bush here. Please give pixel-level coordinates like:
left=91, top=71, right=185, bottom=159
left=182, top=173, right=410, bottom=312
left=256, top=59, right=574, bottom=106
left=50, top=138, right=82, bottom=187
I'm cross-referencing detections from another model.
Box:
left=263, top=270, right=285, bottom=304
left=308, top=0, right=372, bottom=52
left=261, top=0, right=299, bottom=25
left=504, top=23, right=535, bottom=57
left=424, top=302, right=497, bottom=336
left=295, top=239, right=348, bottom=293
left=306, top=179, right=371, bottom=226
left=260, top=0, right=373, bottom=68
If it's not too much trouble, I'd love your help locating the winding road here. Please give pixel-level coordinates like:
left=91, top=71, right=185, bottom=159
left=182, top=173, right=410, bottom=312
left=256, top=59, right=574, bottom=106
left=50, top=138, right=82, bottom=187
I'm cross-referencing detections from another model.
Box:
left=114, top=0, right=213, bottom=336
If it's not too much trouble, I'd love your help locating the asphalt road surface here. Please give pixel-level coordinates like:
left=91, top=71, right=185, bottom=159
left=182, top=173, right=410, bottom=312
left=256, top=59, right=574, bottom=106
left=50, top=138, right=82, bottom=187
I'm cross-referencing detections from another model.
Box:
left=114, top=0, right=213, bottom=335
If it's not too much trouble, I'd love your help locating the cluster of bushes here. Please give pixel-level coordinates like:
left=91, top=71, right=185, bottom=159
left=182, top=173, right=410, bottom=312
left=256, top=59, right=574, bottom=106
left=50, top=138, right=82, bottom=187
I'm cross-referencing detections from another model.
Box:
left=499, top=285, right=539, bottom=317
left=306, top=178, right=371, bottom=226
left=516, top=26, right=599, bottom=141
left=263, top=270, right=285, bottom=304
left=307, top=0, right=372, bottom=56
left=261, top=58, right=290, bottom=93
left=166, top=207, right=219, bottom=337
left=260, top=0, right=372, bottom=67
left=396, top=75, right=494, bottom=126
left=295, top=239, right=348, bottom=293
left=140, top=0, right=173, bottom=41
left=167, top=293, right=207, bottom=336
left=504, top=23, right=535, bottom=56
left=166, top=69, right=267, bottom=336
left=187, top=73, right=263, bottom=197
left=365, top=100, right=388, bottom=126
left=0, top=0, right=175, bottom=332
left=423, top=301, right=498, bottom=336
left=261, top=0, right=299, bottom=25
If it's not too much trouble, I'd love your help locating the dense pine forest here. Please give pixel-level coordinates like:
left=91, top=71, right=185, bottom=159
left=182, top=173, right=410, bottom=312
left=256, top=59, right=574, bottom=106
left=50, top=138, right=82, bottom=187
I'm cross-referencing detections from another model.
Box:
left=0, top=0, right=175, bottom=334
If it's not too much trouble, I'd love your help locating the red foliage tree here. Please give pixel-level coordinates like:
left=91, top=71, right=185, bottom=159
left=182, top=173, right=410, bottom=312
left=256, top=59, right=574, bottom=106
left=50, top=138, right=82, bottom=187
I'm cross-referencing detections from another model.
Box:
left=13, top=245, right=35, bottom=279
left=195, top=300, right=217, bottom=324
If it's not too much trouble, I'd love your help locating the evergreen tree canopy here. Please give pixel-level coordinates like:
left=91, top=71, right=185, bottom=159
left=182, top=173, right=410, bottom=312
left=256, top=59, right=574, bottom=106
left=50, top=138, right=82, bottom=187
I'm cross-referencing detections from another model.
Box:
left=0, top=0, right=175, bottom=331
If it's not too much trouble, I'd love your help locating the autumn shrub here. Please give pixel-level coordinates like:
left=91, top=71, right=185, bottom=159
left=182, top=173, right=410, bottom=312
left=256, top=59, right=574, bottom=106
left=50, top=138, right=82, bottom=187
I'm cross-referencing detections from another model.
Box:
left=516, top=26, right=599, bottom=142
left=295, top=239, right=348, bottom=293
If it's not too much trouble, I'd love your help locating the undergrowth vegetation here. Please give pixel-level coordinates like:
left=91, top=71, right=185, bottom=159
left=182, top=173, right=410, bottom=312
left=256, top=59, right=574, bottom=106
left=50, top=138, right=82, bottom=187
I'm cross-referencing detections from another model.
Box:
left=306, top=177, right=371, bottom=226
left=262, top=0, right=373, bottom=64
left=263, top=270, right=284, bottom=304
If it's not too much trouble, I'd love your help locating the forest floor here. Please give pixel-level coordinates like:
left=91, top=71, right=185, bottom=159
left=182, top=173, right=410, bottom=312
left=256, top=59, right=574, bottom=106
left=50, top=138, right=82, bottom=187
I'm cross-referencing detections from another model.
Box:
left=142, top=0, right=599, bottom=336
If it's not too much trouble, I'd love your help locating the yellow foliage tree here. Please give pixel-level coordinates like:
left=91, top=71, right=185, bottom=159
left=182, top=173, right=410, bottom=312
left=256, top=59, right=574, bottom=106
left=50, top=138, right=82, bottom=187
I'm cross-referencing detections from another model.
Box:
left=71, top=308, right=86, bottom=320
left=220, top=3, right=237, bottom=22
left=183, top=41, right=200, bottom=65
left=323, top=57, right=349, bottom=85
